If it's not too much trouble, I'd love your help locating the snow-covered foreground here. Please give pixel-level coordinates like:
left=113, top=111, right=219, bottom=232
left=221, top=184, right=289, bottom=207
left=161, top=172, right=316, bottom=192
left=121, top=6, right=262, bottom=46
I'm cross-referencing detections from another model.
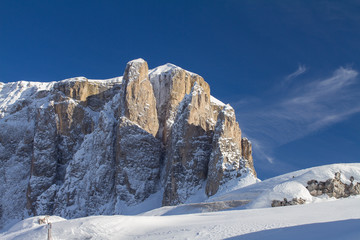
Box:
left=2, top=163, right=360, bottom=239
left=1, top=197, right=359, bottom=240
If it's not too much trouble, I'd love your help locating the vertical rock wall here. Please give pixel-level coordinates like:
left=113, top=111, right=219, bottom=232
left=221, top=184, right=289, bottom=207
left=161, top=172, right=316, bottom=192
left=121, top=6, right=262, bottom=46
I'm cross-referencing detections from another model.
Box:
left=122, top=59, right=159, bottom=136
left=163, top=83, right=214, bottom=205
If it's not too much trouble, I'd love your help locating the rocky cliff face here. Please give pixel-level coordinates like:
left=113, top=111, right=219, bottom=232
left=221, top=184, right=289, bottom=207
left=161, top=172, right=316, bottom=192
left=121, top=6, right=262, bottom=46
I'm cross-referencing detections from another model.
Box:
left=0, top=59, right=256, bottom=228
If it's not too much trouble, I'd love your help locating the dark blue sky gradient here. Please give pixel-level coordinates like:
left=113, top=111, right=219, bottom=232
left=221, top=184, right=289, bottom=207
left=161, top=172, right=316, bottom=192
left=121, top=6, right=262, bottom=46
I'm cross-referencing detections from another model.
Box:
left=1, top=0, right=360, bottom=179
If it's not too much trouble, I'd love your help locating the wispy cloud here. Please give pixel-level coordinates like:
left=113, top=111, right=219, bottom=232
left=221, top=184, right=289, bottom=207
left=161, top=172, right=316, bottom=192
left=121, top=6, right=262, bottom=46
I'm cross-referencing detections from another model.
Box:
left=250, top=139, right=274, bottom=164
left=236, top=66, right=360, bottom=165
left=284, top=64, right=307, bottom=83
left=286, top=67, right=356, bottom=105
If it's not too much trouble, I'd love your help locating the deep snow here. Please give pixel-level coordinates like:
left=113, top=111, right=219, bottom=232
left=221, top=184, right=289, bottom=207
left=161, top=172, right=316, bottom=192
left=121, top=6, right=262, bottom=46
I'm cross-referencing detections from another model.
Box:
left=1, top=197, right=359, bottom=239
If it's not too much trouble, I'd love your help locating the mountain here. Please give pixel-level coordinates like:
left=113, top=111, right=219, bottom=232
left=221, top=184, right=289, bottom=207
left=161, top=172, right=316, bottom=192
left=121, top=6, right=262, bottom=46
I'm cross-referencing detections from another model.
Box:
left=1, top=163, right=360, bottom=239
left=0, top=59, right=256, bottom=229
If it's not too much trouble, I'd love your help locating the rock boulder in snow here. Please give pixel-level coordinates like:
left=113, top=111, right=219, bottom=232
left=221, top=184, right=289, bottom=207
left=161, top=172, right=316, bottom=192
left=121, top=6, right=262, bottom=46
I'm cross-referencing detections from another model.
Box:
left=271, top=197, right=306, bottom=207
left=306, top=172, right=360, bottom=198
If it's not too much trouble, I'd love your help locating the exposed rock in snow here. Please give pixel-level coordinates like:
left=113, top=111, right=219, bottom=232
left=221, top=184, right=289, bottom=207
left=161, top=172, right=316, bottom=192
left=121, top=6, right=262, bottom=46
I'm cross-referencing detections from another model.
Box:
left=306, top=172, right=360, bottom=198
left=207, top=163, right=360, bottom=211
left=0, top=59, right=256, bottom=229
left=271, top=197, right=306, bottom=207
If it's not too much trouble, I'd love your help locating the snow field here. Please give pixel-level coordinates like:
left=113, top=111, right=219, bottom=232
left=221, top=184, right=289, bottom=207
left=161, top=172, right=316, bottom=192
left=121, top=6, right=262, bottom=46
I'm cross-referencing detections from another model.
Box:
left=1, top=197, right=359, bottom=240
left=2, top=163, right=360, bottom=239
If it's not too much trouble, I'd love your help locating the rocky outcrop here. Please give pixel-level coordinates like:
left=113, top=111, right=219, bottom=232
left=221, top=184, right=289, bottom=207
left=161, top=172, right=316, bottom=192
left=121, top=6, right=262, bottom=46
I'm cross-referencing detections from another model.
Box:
left=271, top=197, right=306, bottom=207
left=306, top=172, right=360, bottom=198
left=0, top=59, right=256, bottom=228
left=271, top=172, right=360, bottom=209
left=241, top=138, right=256, bottom=175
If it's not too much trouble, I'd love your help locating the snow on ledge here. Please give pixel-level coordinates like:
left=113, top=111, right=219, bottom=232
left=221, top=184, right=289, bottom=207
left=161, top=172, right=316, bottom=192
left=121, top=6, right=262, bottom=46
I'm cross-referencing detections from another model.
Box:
left=149, top=63, right=181, bottom=76
left=128, top=58, right=146, bottom=64
left=210, top=96, right=225, bottom=106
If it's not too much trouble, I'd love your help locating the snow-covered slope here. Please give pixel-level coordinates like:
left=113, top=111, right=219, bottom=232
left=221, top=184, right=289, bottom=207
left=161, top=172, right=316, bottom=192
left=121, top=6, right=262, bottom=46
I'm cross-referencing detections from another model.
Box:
left=1, top=163, right=360, bottom=240
left=140, top=163, right=360, bottom=216
left=211, top=163, right=360, bottom=208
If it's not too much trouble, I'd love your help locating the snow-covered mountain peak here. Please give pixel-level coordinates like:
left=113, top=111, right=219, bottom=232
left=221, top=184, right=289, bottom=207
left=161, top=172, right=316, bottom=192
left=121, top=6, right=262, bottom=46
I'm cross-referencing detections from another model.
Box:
left=0, top=58, right=256, bottom=230
left=1, top=59, right=359, bottom=239
left=128, top=58, right=146, bottom=64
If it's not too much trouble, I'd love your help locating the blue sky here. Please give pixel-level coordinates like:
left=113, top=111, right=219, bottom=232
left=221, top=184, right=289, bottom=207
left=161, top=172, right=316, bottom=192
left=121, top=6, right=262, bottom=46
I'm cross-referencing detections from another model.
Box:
left=1, top=0, right=359, bottom=179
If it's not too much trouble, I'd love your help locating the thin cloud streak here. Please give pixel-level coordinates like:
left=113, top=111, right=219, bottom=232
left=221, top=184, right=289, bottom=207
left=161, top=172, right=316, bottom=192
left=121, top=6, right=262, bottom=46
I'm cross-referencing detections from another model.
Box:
left=284, top=64, right=307, bottom=82
left=236, top=67, right=360, bottom=164
left=286, top=67, right=357, bottom=105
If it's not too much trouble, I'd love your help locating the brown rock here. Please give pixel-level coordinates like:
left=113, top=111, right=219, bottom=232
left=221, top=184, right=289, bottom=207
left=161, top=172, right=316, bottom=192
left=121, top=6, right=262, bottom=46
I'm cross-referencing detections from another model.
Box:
left=122, top=59, right=159, bottom=136
left=54, top=77, right=113, bottom=103
left=150, top=66, right=210, bottom=143
left=241, top=138, right=256, bottom=177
